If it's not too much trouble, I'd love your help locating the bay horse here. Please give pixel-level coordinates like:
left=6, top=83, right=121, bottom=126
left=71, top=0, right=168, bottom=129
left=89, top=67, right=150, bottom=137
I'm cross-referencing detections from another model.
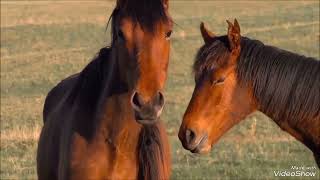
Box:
left=37, top=0, right=173, bottom=179
left=178, top=19, right=320, bottom=167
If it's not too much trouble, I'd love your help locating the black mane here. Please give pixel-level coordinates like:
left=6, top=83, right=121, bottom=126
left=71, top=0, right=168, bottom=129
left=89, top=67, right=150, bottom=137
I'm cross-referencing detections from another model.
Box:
left=194, top=36, right=320, bottom=125
left=67, top=47, right=116, bottom=138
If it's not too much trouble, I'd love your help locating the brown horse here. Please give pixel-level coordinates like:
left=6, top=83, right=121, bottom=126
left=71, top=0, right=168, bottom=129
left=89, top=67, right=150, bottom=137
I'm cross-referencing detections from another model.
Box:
left=37, top=0, right=173, bottom=179
left=178, top=19, right=320, bottom=166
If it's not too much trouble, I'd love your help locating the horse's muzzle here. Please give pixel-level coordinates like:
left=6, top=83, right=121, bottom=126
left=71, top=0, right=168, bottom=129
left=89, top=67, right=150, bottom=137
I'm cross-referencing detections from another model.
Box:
left=130, top=91, right=165, bottom=125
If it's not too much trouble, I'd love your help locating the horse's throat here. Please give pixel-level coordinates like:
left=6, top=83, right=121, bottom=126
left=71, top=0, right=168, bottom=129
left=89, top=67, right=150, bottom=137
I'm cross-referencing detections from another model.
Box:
left=99, top=92, right=142, bottom=155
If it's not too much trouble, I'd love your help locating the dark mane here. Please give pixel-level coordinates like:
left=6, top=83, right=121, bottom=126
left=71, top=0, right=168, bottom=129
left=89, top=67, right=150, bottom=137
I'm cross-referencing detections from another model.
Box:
left=58, top=47, right=117, bottom=179
left=237, top=38, right=320, bottom=125
left=194, top=36, right=320, bottom=125
left=67, top=47, right=116, bottom=138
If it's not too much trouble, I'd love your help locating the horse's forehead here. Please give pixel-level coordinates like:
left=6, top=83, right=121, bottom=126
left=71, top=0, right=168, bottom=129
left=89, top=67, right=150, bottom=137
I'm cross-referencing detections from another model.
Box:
left=120, top=18, right=168, bottom=51
left=121, top=17, right=168, bottom=34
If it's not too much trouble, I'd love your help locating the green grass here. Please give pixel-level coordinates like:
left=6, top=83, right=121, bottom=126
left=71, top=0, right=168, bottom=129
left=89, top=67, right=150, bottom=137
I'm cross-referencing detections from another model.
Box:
left=1, top=1, right=319, bottom=179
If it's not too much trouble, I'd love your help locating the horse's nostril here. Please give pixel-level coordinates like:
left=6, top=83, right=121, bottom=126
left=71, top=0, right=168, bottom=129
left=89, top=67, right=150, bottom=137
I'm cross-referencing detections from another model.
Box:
left=155, top=91, right=165, bottom=107
left=185, top=129, right=196, bottom=145
left=131, top=92, right=144, bottom=110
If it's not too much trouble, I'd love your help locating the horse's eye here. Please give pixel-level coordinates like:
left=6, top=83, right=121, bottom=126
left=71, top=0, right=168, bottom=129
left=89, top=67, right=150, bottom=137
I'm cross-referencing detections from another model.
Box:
left=216, top=78, right=225, bottom=84
left=165, top=30, right=172, bottom=40
left=211, top=77, right=225, bottom=85
left=117, top=30, right=125, bottom=40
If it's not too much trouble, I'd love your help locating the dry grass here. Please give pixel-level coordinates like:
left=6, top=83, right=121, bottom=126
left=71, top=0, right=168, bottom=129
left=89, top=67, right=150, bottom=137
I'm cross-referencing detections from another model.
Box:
left=1, top=0, right=320, bottom=179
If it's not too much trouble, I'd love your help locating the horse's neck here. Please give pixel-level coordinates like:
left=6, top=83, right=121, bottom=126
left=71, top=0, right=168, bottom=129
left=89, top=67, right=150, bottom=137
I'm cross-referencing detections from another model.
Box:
left=99, top=93, right=142, bottom=153
left=268, top=112, right=320, bottom=154
left=90, top=93, right=142, bottom=178
left=95, top=49, right=137, bottom=150
left=254, top=85, right=320, bottom=154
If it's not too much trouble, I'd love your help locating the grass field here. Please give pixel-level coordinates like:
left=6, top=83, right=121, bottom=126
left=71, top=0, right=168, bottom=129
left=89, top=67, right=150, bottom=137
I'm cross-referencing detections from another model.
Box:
left=1, top=0, right=320, bottom=179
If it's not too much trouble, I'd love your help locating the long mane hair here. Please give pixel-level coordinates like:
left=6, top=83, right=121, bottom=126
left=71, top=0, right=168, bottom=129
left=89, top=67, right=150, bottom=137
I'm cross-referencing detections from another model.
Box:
left=237, top=38, right=320, bottom=126
left=57, top=0, right=170, bottom=179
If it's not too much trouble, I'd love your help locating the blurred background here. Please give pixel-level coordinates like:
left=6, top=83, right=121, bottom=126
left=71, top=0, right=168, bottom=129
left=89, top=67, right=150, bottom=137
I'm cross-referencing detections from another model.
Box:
left=1, top=0, right=319, bottom=179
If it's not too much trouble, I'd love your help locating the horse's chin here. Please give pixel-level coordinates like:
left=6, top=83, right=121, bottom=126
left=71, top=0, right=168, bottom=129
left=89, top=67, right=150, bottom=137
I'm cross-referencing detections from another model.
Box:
left=136, top=118, right=159, bottom=126
left=190, top=144, right=212, bottom=154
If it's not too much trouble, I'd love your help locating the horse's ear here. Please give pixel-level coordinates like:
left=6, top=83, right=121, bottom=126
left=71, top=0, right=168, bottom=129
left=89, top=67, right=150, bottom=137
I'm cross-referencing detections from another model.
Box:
left=163, top=0, right=169, bottom=9
left=200, top=22, right=215, bottom=44
left=226, top=18, right=241, bottom=51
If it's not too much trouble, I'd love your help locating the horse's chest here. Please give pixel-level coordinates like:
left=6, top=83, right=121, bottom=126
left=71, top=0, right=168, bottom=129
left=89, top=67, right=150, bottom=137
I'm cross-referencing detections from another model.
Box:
left=108, top=153, right=138, bottom=179
left=107, top=135, right=139, bottom=179
left=70, top=132, right=138, bottom=179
